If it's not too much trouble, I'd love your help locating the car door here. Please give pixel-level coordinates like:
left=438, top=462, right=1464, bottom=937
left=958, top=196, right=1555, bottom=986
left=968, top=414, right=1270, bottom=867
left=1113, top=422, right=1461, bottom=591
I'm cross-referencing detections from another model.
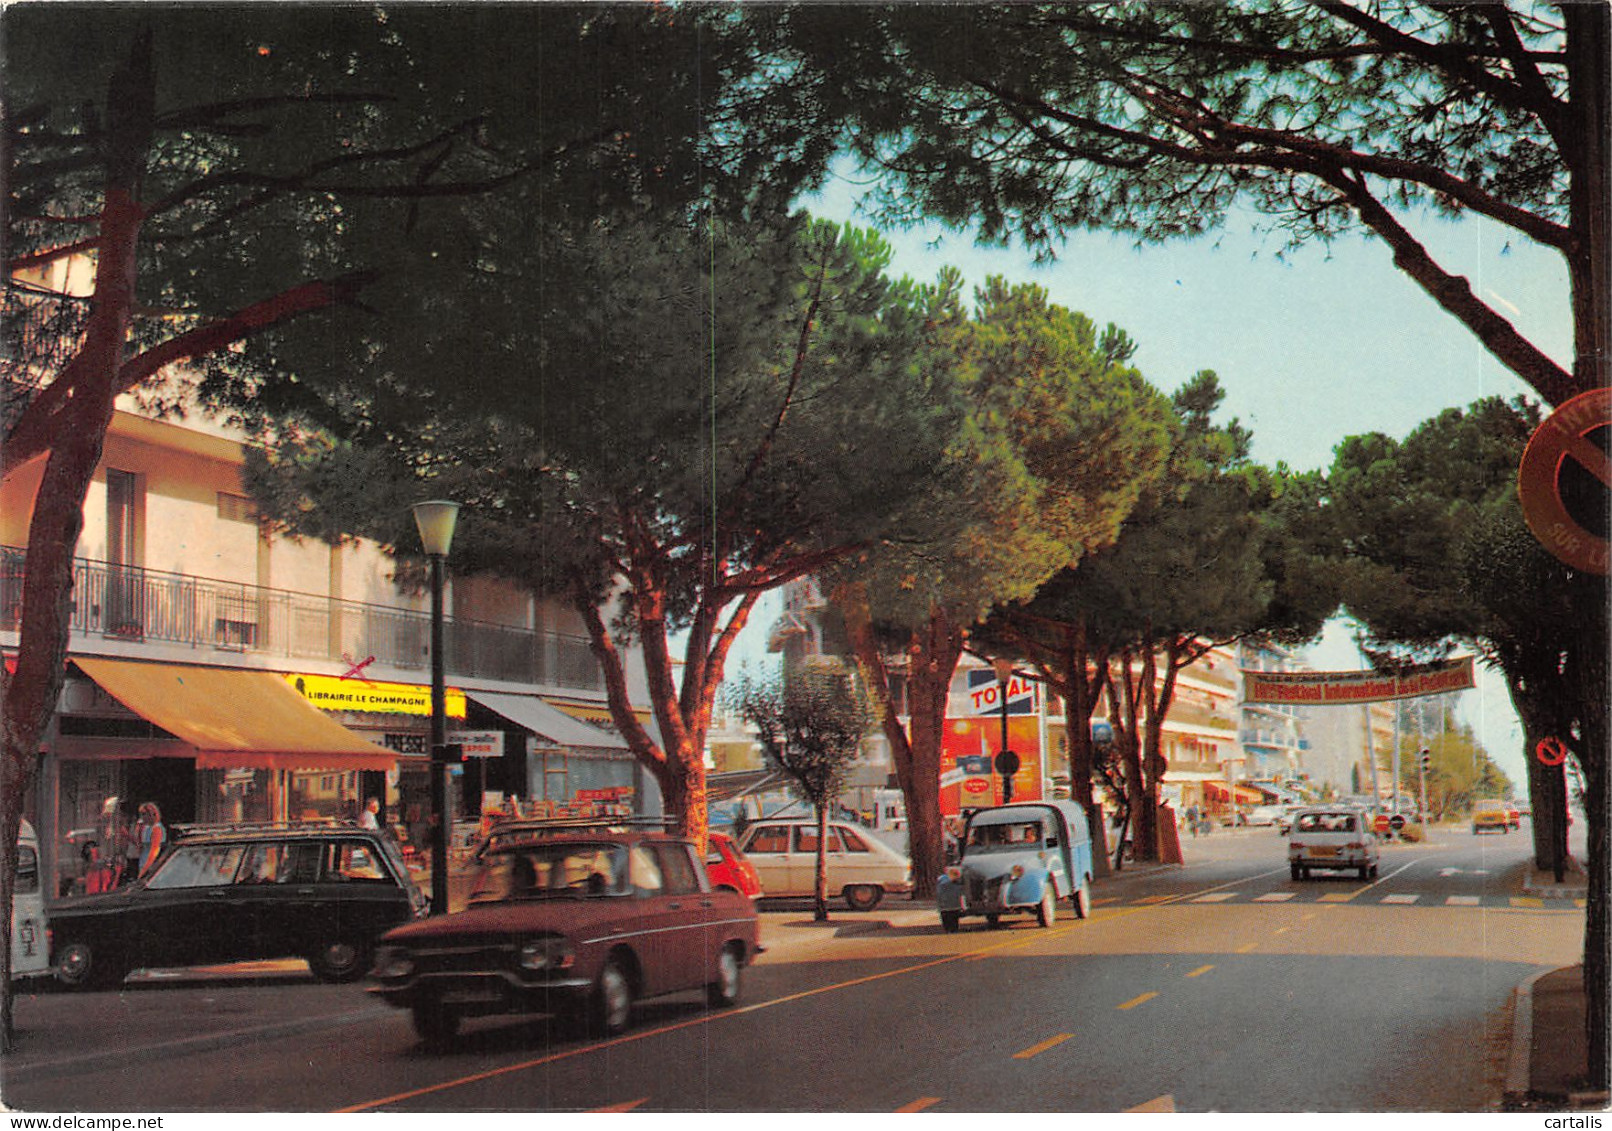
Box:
left=792, top=825, right=844, bottom=894
left=315, top=838, right=407, bottom=954
left=134, top=842, right=249, bottom=968
left=649, top=842, right=715, bottom=991
left=739, top=824, right=795, bottom=896
left=231, top=839, right=325, bottom=961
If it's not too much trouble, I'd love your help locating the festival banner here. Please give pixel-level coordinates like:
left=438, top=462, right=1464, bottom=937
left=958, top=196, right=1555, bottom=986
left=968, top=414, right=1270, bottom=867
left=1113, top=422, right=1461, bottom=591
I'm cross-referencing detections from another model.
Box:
left=1240, top=657, right=1475, bottom=705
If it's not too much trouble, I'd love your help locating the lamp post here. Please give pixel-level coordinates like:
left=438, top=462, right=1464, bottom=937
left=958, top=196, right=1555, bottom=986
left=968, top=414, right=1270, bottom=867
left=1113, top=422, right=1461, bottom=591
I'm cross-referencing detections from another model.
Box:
left=413, top=500, right=459, bottom=916
left=991, top=658, right=1019, bottom=804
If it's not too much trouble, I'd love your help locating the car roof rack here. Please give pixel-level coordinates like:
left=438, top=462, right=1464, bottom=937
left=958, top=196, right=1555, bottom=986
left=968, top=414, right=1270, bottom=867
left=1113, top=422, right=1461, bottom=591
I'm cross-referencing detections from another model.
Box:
left=168, top=820, right=352, bottom=840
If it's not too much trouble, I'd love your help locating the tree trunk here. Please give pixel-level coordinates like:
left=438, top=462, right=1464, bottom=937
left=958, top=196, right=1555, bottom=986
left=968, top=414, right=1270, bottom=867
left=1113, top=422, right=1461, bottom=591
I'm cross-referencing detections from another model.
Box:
left=814, top=805, right=829, bottom=921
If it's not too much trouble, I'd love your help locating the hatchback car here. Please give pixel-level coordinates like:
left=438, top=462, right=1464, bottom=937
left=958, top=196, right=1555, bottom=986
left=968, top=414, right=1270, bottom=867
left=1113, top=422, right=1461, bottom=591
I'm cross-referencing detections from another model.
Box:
left=49, top=823, right=425, bottom=989
left=369, top=833, right=760, bottom=1045
left=736, top=819, right=912, bottom=910
left=1287, top=807, right=1379, bottom=880
left=705, top=831, right=763, bottom=899
left=1472, top=799, right=1511, bottom=834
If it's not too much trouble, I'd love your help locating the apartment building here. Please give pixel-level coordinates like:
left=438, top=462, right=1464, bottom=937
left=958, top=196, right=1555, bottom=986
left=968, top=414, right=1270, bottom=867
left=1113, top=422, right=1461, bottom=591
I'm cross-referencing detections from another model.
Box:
left=3, top=398, right=658, bottom=896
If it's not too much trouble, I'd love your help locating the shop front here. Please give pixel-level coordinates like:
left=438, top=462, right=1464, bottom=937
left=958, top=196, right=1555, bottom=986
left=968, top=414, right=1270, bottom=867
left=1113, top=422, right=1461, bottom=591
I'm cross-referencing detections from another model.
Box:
left=44, top=658, right=397, bottom=897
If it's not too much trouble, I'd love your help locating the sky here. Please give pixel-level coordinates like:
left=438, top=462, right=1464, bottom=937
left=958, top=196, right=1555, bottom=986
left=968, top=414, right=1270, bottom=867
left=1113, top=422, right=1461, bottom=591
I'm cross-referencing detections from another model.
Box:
left=779, top=168, right=1576, bottom=790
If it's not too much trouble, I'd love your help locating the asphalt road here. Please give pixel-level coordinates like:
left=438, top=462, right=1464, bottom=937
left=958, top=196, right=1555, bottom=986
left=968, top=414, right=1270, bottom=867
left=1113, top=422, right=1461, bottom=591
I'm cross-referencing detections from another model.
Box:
left=1, top=821, right=1583, bottom=1113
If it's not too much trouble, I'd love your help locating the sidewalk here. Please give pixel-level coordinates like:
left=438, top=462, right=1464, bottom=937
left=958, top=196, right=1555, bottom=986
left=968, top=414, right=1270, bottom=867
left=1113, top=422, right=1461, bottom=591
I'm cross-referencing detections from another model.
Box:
left=1506, top=859, right=1606, bottom=1110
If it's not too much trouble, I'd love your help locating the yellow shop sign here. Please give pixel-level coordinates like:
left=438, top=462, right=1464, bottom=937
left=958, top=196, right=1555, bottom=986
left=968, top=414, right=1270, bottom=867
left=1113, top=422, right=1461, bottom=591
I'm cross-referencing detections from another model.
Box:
left=286, top=673, right=466, bottom=718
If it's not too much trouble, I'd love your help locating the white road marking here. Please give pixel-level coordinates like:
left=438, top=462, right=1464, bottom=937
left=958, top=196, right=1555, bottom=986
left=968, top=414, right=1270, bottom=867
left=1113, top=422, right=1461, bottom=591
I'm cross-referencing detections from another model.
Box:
left=1254, top=892, right=1296, bottom=902
left=1446, top=895, right=1482, bottom=906
left=1191, top=892, right=1237, bottom=903
left=1381, top=894, right=1420, bottom=904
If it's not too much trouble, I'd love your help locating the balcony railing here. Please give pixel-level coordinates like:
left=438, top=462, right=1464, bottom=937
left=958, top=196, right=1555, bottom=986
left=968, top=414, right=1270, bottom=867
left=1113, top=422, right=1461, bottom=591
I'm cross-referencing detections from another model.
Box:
left=0, top=545, right=603, bottom=692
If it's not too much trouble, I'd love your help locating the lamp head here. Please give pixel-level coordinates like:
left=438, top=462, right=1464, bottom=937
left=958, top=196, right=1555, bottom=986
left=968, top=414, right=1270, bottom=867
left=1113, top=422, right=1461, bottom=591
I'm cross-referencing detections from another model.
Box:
left=412, top=500, right=460, bottom=557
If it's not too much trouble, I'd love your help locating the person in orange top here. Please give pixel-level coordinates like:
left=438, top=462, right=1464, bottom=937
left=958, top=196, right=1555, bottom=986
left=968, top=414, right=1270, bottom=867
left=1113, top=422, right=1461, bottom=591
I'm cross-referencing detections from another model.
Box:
left=136, top=802, right=167, bottom=877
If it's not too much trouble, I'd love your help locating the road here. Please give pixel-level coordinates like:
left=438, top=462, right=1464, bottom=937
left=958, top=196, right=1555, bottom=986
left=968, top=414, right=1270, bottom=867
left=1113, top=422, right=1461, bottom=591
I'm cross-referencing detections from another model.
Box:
left=1, top=821, right=1583, bottom=1113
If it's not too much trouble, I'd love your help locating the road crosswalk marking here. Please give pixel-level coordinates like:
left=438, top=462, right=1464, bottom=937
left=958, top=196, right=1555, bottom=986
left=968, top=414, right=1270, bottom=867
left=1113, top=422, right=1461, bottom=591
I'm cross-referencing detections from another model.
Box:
left=1446, top=895, right=1481, bottom=906
left=1254, top=892, right=1296, bottom=902
left=1191, top=892, right=1237, bottom=902
left=1510, top=896, right=1544, bottom=908
left=1381, top=894, right=1420, bottom=904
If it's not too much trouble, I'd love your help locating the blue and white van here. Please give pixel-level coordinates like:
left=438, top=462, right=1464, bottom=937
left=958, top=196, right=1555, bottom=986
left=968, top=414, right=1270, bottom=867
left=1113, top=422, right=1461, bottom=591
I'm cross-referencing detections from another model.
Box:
left=11, top=820, right=50, bottom=980
left=938, top=801, right=1095, bottom=932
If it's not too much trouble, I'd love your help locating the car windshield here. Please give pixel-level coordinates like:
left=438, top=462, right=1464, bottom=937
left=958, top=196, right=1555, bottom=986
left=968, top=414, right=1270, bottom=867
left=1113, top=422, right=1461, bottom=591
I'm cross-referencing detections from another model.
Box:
left=468, top=842, right=627, bottom=904
left=1295, top=812, right=1357, bottom=834
left=966, top=820, right=1044, bottom=850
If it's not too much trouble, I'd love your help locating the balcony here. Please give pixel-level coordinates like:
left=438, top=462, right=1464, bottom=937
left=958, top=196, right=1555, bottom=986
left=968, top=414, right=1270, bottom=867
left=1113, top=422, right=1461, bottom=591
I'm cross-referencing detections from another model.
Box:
left=0, top=545, right=602, bottom=691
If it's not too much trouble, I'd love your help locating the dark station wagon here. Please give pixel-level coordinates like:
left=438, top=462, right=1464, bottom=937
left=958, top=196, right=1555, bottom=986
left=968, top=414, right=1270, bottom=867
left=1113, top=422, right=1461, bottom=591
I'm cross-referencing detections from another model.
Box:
left=49, top=823, right=426, bottom=989
left=370, top=832, right=761, bottom=1046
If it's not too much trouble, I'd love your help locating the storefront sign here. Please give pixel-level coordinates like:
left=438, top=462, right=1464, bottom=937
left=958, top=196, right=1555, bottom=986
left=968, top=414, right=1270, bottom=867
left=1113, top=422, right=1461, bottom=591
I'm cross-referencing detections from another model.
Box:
left=449, top=730, right=504, bottom=758
left=575, top=786, right=633, bottom=802
left=286, top=673, right=466, bottom=718
left=383, top=732, right=427, bottom=755
left=1240, top=657, right=1474, bottom=705
left=964, top=669, right=1037, bottom=715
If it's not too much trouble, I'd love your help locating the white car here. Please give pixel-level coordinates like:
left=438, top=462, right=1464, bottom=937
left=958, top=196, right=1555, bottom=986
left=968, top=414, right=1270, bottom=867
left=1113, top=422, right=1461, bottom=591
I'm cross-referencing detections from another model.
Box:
left=1246, top=804, right=1286, bottom=826
left=736, top=819, right=913, bottom=911
left=1288, top=806, right=1379, bottom=881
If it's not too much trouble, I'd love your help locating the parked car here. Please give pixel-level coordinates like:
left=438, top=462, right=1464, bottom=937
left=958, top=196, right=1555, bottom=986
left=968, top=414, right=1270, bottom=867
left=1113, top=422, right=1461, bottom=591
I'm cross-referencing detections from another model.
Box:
left=1287, top=806, right=1379, bottom=881
left=1245, top=804, right=1286, bottom=827
left=735, top=819, right=912, bottom=911
left=705, top=831, right=763, bottom=899
left=1506, top=802, right=1522, bottom=830
left=1275, top=805, right=1308, bottom=836
left=1472, top=799, right=1511, bottom=835
left=11, top=821, right=50, bottom=982
left=49, top=823, right=425, bottom=989
left=369, top=832, right=760, bottom=1045
left=937, top=801, right=1094, bottom=932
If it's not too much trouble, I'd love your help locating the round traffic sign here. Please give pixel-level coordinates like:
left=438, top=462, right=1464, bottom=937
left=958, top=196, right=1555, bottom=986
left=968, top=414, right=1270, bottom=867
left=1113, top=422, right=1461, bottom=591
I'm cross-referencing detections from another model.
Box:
left=1373, top=813, right=1391, bottom=834
left=1388, top=814, right=1406, bottom=831
left=1536, top=736, right=1570, bottom=767
left=1518, top=387, right=1611, bottom=575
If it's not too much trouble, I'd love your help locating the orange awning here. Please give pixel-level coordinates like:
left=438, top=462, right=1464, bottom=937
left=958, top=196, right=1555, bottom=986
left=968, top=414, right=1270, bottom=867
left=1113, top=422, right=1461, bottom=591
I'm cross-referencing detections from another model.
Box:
left=73, top=657, right=396, bottom=772
left=1204, top=781, right=1264, bottom=804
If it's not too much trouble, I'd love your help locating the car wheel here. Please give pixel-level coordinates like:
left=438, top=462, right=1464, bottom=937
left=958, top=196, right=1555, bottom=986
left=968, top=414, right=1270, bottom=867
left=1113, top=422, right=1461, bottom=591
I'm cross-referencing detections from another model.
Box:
left=1358, top=865, right=1370, bottom=881
left=842, top=884, right=883, bottom=912
left=411, top=1003, right=461, bottom=1048
left=55, top=940, right=122, bottom=990
left=940, top=911, right=961, bottom=933
left=1073, top=878, right=1092, bottom=920
left=591, top=957, right=634, bottom=1036
left=1036, top=884, right=1057, bottom=928
left=986, top=913, right=1002, bottom=929
left=1369, top=863, right=1380, bottom=879
left=1290, top=863, right=1302, bottom=881
left=308, top=939, right=370, bottom=983
left=706, top=943, right=742, bottom=1008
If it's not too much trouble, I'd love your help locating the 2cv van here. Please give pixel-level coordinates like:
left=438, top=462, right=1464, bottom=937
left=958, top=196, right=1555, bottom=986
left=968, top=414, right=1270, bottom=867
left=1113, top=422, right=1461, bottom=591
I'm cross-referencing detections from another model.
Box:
left=11, top=820, right=49, bottom=981
left=937, top=801, right=1094, bottom=932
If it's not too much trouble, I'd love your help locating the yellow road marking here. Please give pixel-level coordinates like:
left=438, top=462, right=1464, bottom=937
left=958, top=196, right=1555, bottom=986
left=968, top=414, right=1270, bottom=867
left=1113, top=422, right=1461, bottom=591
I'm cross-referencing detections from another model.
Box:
left=1235, top=943, right=1258, bottom=953
left=1128, top=1095, right=1177, bottom=1112
left=1185, top=965, right=1214, bottom=978
left=1510, top=896, right=1544, bottom=909
left=1117, top=992, right=1158, bottom=1011
left=1319, top=892, right=1360, bottom=903
left=1273, top=926, right=1291, bottom=934
left=591, top=1099, right=647, bottom=1112
left=1013, top=1033, right=1074, bottom=1060
left=1578, top=899, right=1588, bottom=909
left=896, top=1097, right=942, bottom=1112
left=1138, top=894, right=1175, bottom=904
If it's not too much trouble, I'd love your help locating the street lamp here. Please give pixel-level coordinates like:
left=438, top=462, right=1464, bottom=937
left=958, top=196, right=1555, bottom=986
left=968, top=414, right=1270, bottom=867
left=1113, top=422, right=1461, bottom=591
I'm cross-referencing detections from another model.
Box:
left=413, top=499, right=459, bottom=916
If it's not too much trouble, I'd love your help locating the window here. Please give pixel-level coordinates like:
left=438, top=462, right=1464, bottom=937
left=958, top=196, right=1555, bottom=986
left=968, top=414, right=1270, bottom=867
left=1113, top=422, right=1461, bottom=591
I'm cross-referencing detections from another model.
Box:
left=146, top=845, right=246, bottom=889
left=796, top=827, right=843, bottom=854
left=327, top=841, right=389, bottom=883
left=217, top=492, right=259, bottom=524
left=238, top=842, right=322, bottom=884
left=839, top=828, right=871, bottom=853
left=747, top=826, right=790, bottom=854
left=15, top=845, right=38, bottom=895
left=654, top=844, right=702, bottom=896
left=629, top=846, right=664, bottom=895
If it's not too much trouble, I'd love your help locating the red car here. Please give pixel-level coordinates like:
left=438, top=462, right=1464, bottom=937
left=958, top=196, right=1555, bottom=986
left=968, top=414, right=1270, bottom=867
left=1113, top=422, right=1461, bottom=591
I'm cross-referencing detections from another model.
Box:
left=370, top=833, right=761, bottom=1046
left=705, top=831, right=764, bottom=899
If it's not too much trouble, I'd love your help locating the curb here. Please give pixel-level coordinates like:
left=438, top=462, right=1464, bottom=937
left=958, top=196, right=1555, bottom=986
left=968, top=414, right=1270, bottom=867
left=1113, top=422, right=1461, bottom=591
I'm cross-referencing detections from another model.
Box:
left=1504, top=967, right=1545, bottom=1104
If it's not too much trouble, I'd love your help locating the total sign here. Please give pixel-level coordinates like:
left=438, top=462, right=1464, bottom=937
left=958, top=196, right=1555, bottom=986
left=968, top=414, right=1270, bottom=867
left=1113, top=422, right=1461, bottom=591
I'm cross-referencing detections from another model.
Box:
left=964, top=668, right=1037, bottom=715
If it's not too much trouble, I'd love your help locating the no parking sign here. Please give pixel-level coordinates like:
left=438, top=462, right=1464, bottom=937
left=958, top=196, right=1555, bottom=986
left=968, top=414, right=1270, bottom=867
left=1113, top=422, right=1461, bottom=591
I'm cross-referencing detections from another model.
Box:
left=1517, top=387, right=1610, bottom=575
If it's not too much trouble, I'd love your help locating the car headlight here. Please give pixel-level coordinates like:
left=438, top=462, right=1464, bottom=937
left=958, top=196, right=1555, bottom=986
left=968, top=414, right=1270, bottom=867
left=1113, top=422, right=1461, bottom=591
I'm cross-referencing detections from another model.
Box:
left=518, top=936, right=575, bottom=972
left=373, top=946, right=415, bottom=979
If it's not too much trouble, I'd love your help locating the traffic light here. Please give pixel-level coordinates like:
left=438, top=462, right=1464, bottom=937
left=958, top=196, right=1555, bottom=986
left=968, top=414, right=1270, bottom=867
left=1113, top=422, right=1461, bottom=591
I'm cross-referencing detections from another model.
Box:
left=1418, top=748, right=1432, bottom=772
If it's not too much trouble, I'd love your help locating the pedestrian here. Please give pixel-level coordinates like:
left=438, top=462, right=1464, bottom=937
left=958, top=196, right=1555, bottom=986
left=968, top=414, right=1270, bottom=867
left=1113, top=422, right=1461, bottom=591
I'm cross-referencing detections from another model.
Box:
left=359, top=797, right=381, bottom=830
left=135, top=801, right=166, bottom=878
left=119, top=800, right=142, bottom=886
left=1185, top=803, right=1200, bottom=838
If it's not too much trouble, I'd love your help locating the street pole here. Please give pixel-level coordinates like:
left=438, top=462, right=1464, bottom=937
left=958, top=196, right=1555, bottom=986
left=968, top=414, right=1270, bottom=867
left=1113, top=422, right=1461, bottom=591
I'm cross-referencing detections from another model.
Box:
left=992, top=658, right=1016, bottom=805
left=413, top=500, right=459, bottom=917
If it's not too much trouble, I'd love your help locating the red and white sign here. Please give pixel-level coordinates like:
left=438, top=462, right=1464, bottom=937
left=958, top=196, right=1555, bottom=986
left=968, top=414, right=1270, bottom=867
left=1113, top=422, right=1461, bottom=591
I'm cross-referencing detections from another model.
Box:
left=1518, top=387, right=1610, bottom=575
left=1240, top=657, right=1475, bottom=705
